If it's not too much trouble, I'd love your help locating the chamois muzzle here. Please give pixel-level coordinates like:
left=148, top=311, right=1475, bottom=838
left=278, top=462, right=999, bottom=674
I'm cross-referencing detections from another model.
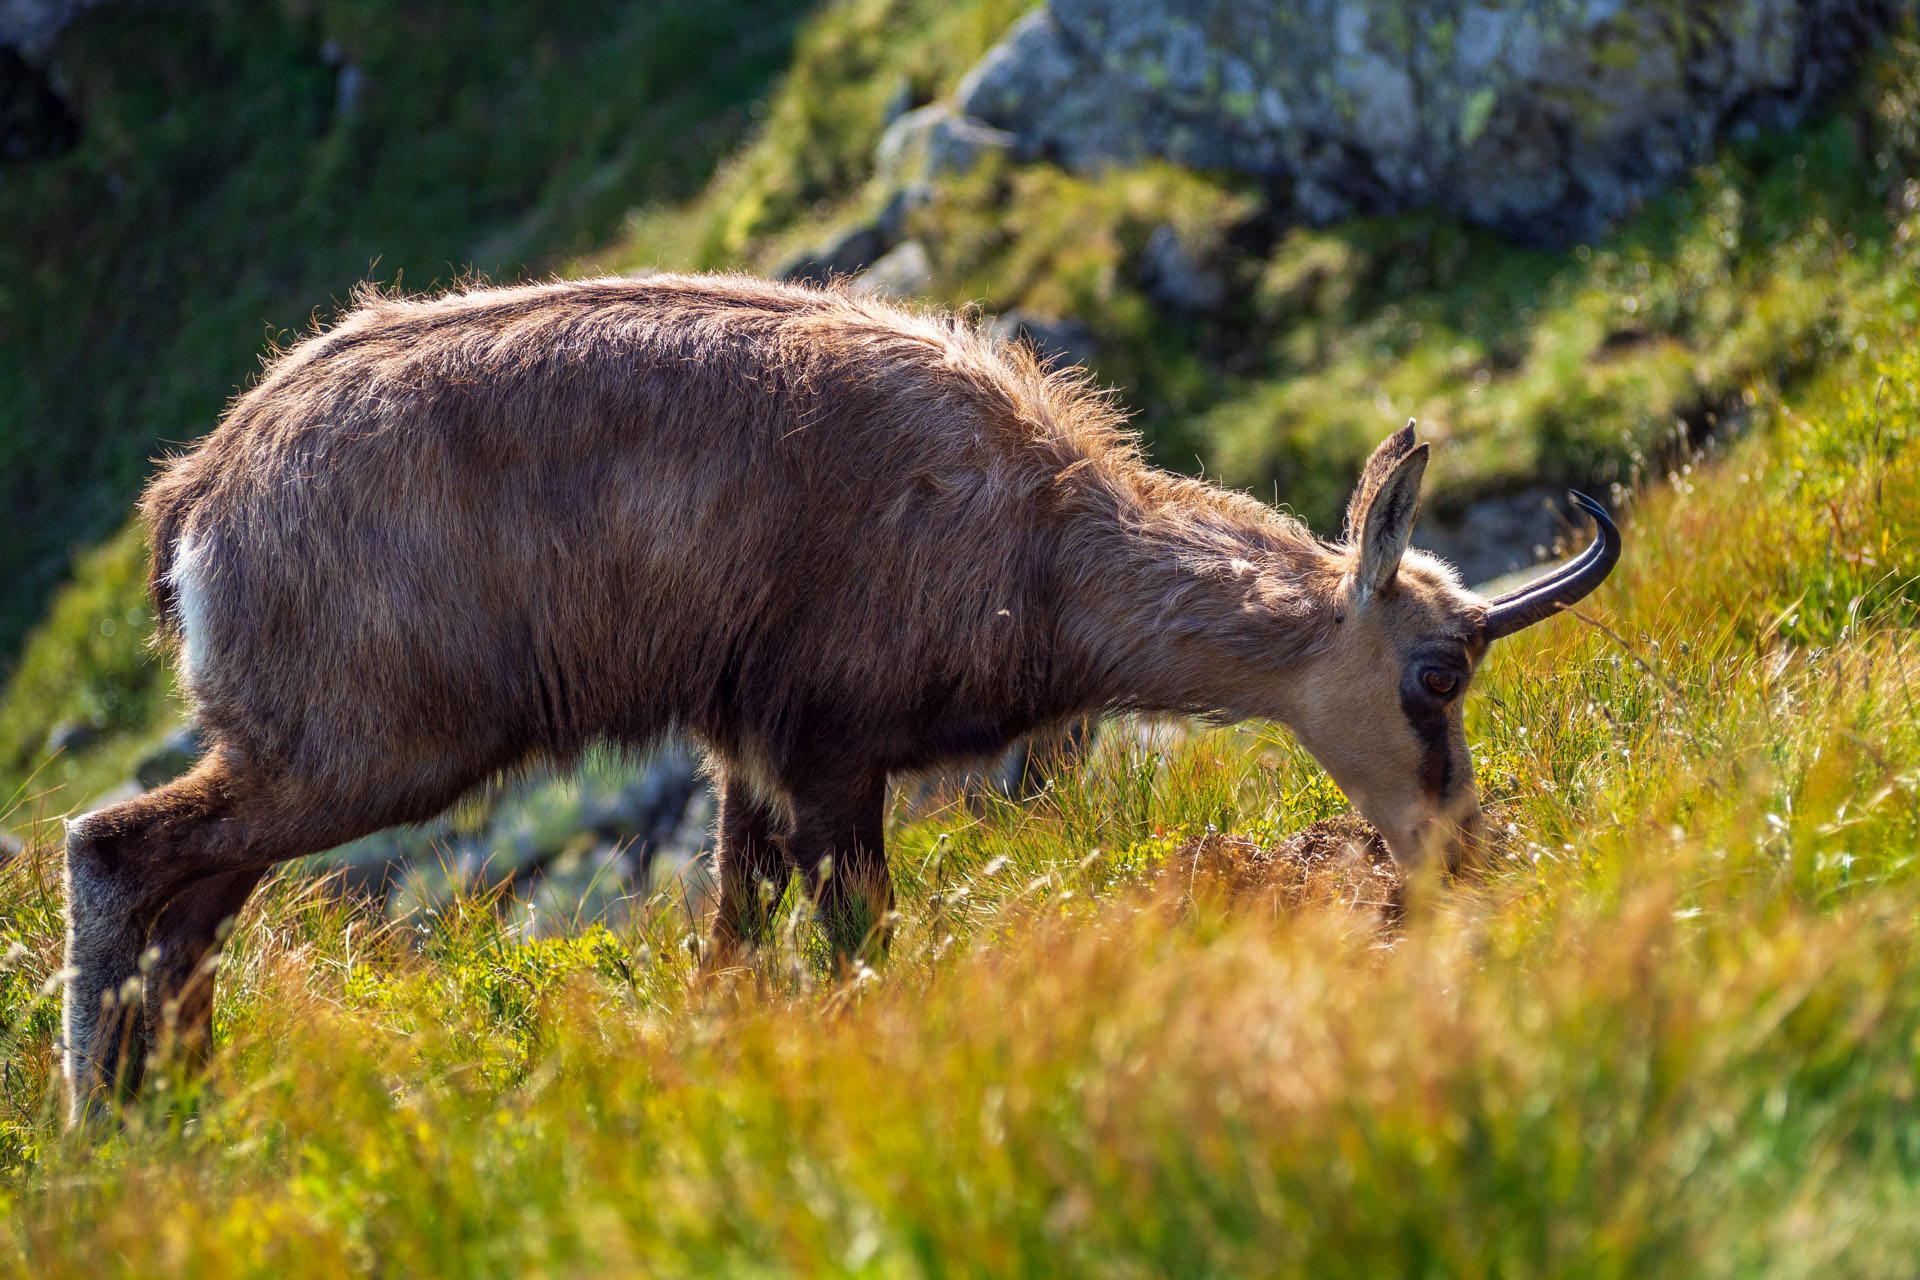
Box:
left=1481, top=491, right=1621, bottom=640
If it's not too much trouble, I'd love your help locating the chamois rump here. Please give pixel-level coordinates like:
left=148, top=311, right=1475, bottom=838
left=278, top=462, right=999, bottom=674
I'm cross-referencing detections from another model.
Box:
left=62, top=273, right=1618, bottom=1120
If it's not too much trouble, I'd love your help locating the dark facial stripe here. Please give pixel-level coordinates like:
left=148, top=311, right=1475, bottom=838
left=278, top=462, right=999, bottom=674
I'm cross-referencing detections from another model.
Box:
left=1399, top=677, right=1453, bottom=798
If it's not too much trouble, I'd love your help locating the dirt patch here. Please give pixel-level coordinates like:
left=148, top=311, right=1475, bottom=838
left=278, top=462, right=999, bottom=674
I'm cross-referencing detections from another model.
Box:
left=1161, top=814, right=1402, bottom=925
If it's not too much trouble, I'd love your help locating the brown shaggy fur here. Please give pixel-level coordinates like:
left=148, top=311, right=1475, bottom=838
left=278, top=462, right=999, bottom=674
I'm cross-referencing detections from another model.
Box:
left=63, top=273, right=1505, bottom=1121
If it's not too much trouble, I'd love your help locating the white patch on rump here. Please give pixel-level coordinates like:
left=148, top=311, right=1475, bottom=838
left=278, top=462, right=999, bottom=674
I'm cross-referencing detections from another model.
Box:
left=169, top=533, right=217, bottom=688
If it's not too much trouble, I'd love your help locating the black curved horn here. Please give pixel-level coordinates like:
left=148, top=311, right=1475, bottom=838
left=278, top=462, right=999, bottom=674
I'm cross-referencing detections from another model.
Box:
left=1482, top=491, right=1621, bottom=640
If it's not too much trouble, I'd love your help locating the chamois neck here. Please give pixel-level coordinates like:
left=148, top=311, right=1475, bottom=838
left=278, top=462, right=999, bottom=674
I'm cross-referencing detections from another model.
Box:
left=1056, top=477, right=1341, bottom=721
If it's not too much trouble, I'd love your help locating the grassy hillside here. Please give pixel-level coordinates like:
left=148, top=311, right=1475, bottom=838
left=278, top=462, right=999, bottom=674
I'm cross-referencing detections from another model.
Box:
left=2, top=6, right=1920, bottom=1270
left=1, top=271, right=1917, bottom=1273
left=0, top=0, right=1033, bottom=815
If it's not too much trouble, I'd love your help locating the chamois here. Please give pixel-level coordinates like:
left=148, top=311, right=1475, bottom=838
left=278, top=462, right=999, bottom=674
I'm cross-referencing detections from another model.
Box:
left=62, top=273, right=1617, bottom=1120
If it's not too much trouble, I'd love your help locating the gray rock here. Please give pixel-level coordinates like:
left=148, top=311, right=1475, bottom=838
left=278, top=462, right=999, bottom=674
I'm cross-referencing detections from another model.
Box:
left=955, top=11, right=1080, bottom=142
left=44, top=718, right=98, bottom=755
left=133, top=722, right=204, bottom=790
left=1137, top=224, right=1227, bottom=313
left=777, top=185, right=933, bottom=288
left=989, top=308, right=1099, bottom=370
left=873, top=181, right=932, bottom=243
left=322, top=820, right=454, bottom=901
left=854, top=239, right=935, bottom=298
left=518, top=843, right=648, bottom=938
left=0, top=0, right=129, bottom=59
left=1415, top=485, right=1572, bottom=588
left=334, top=62, right=365, bottom=119
left=0, top=828, right=22, bottom=867
left=777, top=221, right=890, bottom=286
left=879, top=75, right=915, bottom=130
left=875, top=102, right=1016, bottom=183
left=954, top=0, right=1900, bottom=243
left=580, top=741, right=704, bottom=854
left=1, top=44, right=76, bottom=160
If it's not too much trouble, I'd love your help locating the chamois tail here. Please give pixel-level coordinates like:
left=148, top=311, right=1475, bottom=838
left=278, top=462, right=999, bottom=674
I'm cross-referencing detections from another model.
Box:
left=139, top=455, right=213, bottom=640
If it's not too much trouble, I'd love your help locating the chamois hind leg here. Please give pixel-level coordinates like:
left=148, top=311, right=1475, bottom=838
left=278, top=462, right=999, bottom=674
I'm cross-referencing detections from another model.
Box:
left=785, top=770, right=893, bottom=966
left=63, top=763, right=234, bottom=1123
left=62, top=749, right=382, bottom=1125
left=141, top=865, right=268, bottom=1073
left=709, top=773, right=790, bottom=962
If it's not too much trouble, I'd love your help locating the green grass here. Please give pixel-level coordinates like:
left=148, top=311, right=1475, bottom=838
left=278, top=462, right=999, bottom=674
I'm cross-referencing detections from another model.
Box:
left=2, top=212, right=1920, bottom=1276
left=4, top=10, right=1920, bottom=1271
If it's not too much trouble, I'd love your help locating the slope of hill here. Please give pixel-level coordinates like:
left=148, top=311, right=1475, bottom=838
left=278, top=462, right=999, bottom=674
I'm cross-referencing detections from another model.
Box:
left=2, top=6, right=1919, bottom=1268
left=2, top=256, right=1917, bottom=1273
left=0, top=0, right=812, bottom=659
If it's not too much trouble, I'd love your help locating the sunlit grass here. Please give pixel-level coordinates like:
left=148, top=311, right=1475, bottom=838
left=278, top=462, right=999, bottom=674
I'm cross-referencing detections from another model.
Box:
left=2, top=312, right=1918, bottom=1275
left=5, top=10, right=1920, bottom=1272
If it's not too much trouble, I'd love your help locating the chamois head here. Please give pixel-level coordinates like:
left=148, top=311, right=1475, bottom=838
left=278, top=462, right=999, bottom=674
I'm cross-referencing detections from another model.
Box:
left=1282, top=422, right=1620, bottom=872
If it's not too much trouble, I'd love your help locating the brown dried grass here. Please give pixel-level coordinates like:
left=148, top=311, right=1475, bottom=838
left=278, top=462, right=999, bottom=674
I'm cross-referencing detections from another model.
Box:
left=1159, top=813, right=1402, bottom=926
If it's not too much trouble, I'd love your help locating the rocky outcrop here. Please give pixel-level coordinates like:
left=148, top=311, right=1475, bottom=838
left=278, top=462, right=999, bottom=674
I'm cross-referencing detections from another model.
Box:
left=852, top=239, right=935, bottom=297
left=987, top=309, right=1099, bottom=369
left=952, top=0, right=1901, bottom=242
left=875, top=102, right=1018, bottom=184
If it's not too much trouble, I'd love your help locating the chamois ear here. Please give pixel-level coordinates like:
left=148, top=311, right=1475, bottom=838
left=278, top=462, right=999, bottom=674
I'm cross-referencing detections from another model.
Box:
left=1344, top=420, right=1429, bottom=603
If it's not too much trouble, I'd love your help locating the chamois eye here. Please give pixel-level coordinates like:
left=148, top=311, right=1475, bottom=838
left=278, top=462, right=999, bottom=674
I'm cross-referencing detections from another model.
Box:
left=1422, top=669, right=1457, bottom=697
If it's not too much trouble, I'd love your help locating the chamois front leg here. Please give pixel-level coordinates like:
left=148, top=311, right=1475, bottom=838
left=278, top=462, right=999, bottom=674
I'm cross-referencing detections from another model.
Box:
left=709, top=773, right=790, bottom=963
left=784, top=770, right=893, bottom=966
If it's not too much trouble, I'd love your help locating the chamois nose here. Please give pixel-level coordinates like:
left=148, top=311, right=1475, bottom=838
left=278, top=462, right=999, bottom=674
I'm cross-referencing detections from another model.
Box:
left=1391, top=793, right=1485, bottom=874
